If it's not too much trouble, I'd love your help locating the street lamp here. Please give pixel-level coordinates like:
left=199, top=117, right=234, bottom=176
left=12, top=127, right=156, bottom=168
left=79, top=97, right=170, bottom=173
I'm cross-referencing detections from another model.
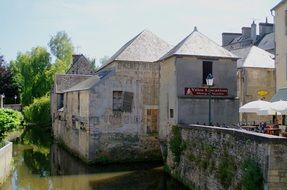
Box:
left=0, top=94, right=5, bottom=108
left=206, top=74, right=214, bottom=126
left=14, top=95, right=17, bottom=104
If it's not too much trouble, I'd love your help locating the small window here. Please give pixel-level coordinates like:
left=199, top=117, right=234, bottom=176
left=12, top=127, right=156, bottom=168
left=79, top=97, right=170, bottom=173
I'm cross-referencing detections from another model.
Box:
left=78, top=92, right=80, bottom=113
left=57, top=94, right=64, bottom=109
left=170, top=109, right=174, bottom=118
left=202, top=61, right=213, bottom=84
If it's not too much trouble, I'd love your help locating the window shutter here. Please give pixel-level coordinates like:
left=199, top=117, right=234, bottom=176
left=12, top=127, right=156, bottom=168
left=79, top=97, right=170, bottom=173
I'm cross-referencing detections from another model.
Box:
left=122, top=92, right=133, bottom=112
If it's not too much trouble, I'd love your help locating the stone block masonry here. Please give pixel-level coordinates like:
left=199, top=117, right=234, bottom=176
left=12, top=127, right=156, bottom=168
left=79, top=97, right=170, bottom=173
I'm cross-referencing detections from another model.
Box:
left=0, top=142, right=12, bottom=185
left=164, top=124, right=287, bottom=190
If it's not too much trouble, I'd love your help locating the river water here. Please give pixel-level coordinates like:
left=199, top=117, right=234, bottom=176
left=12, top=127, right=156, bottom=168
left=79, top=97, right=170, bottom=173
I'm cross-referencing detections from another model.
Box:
left=1, top=127, right=188, bottom=190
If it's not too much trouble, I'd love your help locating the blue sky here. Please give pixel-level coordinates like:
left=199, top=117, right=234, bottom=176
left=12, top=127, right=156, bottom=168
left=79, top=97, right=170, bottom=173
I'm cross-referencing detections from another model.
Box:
left=0, top=0, right=278, bottom=66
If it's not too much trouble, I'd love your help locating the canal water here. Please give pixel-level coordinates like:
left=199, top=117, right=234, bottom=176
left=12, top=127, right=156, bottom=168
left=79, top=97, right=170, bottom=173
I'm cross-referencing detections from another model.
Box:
left=1, top=126, right=188, bottom=190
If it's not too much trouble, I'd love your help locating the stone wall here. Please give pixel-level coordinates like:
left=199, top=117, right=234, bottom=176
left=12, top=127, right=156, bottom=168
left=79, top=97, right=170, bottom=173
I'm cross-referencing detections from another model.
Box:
left=0, top=142, right=12, bottom=185
left=164, top=125, right=287, bottom=190
left=238, top=67, right=275, bottom=123
left=53, top=61, right=162, bottom=163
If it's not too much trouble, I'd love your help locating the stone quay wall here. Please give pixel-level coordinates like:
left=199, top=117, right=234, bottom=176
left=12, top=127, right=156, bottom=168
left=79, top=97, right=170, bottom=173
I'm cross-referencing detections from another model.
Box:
left=165, top=124, right=287, bottom=190
left=0, top=142, right=12, bottom=185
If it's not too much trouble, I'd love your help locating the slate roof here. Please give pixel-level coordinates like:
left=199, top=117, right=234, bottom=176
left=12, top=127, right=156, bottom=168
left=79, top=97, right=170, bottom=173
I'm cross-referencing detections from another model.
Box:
left=160, top=27, right=238, bottom=60
left=231, top=46, right=274, bottom=68
left=105, top=30, right=172, bottom=64
left=271, top=0, right=287, bottom=10
left=64, top=69, right=114, bottom=92
left=72, top=54, right=82, bottom=64
left=271, top=88, right=287, bottom=102
left=257, top=32, right=274, bottom=51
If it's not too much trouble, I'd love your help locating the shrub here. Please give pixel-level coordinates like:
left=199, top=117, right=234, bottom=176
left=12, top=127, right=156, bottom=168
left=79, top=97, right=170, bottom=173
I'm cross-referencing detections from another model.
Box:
left=242, top=159, right=263, bottom=190
left=169, top=125, right=186, bottom=164
left=0, top=108, right=24, bottom=139
left=218, top=156, right=236, bottom=189
left=23, top=95, right=51, bottom=126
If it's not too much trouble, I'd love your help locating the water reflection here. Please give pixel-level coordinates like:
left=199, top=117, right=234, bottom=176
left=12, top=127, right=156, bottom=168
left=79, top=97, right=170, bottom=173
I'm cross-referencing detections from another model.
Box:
left=1, top=126, right=189, bottom=190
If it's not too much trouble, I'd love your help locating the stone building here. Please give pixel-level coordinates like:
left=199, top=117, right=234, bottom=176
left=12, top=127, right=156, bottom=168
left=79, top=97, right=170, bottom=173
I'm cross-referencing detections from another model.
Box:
left=51, top=54, right=95, bottom=138
left=231, top=46, right=275, bottom=122
left=53, top=30, right=172, bottom=163
left=271, top=0, right=287, bottom=91
left=222, top=20, right=275, bottom=54
left=158, top=27, right=239, bottom=144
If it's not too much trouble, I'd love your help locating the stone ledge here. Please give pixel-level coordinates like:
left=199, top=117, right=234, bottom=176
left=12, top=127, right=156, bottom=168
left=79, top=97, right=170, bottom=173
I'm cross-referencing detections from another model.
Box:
left=179, top=124, right=287, bottom=144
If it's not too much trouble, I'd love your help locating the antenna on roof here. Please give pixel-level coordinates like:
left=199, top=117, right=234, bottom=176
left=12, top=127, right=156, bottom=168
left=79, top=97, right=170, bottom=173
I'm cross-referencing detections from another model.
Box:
left=193, top=26, right=198, bottom=32
left=75, top=46, right=81, bottom=54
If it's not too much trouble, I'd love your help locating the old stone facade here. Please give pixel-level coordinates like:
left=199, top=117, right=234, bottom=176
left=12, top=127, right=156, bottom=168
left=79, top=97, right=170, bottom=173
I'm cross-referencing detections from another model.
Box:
left=51, top=54, right=95, bottom=139
left=231, top=46, right=275, bottom=123
left=165, top=125, right=287, bottom=190
left=53, top=30, right=172, bottom=163
left=272, top=0, right=287, bottom=91
left=159, top=28, right=239, bottom=144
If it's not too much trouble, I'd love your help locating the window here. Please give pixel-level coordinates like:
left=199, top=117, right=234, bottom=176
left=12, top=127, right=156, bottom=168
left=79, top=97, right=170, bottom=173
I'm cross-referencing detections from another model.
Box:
left=57, top=94, right=64, bottom=109
left=113, top=91, right=123, bottom=111
left=285, top=10, right=287, bottom=35
left=78, top=92, right=80, bottom=113
left=202, top=61, right=213, bottom=84
left=170, top=109, right=174, bottom=118
left=113, top=91, right=133, bottom=112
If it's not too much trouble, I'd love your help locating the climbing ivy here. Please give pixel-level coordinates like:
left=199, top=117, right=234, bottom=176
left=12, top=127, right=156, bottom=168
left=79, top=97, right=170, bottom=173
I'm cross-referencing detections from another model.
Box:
left=241, top=159, right=263, bottom=190
left=217, top=155, right=236, bottom=189
left=169, top=125, right=186, bottom=164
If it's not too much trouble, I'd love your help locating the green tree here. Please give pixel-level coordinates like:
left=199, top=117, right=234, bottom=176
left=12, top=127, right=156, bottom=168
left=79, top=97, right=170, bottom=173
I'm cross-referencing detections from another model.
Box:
left=11, top=47, right=52, bottom=106
left=0, top=55, right=20, bottom=104
left=48, top=31, right=74, bottom=72
left=23, top=95, right=51, bottom=126
left=99, top=56, right=110, bottom=66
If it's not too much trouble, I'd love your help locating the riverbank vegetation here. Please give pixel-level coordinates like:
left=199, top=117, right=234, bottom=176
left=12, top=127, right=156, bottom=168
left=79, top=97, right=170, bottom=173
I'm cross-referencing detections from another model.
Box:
left=23, top=96, right=51, bottom=126
left=0, top=108, right=24, bottom=140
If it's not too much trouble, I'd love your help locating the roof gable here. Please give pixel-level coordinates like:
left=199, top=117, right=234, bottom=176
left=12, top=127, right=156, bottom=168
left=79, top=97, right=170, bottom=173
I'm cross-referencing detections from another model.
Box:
left=66, top=54, right=95, bottom=75
left=231, top=46, right=274, bottom=68
left=161, top=27, right=237, bottom=60
left=106, top=30, right=172, bottom=64
left=271, top=0, right=287, bottom=10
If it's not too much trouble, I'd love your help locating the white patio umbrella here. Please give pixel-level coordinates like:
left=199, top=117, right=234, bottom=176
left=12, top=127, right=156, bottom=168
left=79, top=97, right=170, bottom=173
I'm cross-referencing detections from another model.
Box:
left=270, top=100, right=287, bottom=113
left=239, top=100, right=271, bottom=113
left=257, top=107, right=281, bottom=115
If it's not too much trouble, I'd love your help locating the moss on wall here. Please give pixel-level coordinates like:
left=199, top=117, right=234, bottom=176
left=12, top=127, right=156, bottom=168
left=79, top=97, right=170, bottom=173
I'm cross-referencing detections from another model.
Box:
left=169, top=126, right=186, bottom=164
left=241, top=159, right=263, bottom=190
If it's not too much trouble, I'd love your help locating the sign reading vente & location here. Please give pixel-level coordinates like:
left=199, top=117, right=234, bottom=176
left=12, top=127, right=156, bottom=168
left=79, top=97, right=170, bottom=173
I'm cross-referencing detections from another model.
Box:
left=185, top=87, right=228, bottom=96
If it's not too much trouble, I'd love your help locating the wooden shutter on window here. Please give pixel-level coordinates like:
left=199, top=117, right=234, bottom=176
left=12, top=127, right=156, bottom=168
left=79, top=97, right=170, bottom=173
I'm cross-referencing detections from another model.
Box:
left=122, top=92, right=133, bottom=112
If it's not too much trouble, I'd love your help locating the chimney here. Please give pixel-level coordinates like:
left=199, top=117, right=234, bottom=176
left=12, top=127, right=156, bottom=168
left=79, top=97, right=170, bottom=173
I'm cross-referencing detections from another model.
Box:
left=222, top=33, right=242, bottom=46
left=251, top=21, right=257, bottom=43
left=259, top=22, right=274, bottom=36
left=241, top=27, right=251, bottom=39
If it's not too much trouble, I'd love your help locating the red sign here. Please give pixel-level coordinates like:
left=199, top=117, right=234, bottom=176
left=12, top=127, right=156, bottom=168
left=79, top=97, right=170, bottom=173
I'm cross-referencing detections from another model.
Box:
left=185, top=87, right=228, bottom=96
